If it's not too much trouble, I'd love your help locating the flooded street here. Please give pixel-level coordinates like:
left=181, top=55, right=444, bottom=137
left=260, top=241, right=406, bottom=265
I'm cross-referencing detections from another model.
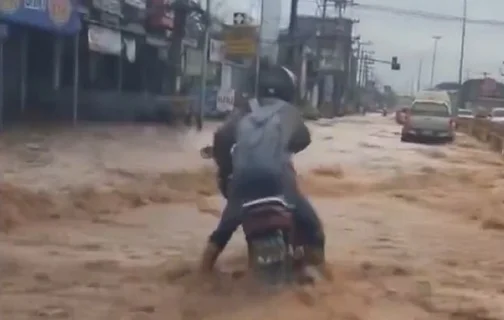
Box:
left=1, top=115, right=504, bottom=320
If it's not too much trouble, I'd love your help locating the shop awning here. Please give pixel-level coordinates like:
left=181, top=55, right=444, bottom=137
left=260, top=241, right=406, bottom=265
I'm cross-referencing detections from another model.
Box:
left=0, top=0, right=81, bottom=34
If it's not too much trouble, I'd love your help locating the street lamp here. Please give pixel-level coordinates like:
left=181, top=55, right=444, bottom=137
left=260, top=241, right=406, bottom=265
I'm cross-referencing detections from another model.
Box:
left=430, top=35, right=442, bottom=88
left=416, top=57, right=423, bottom=92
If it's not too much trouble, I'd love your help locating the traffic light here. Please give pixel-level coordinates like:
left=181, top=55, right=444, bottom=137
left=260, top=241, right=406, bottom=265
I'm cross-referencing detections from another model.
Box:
left=391, top=56, right=401, bottom=70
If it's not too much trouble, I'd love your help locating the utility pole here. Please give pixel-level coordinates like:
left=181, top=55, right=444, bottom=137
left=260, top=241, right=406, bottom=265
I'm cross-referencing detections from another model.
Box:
left=198, top=0, right=211, bottom=131
left=360, top=50, right=374, bottom=88
left=254, top=0, right=265, bottom=97
left=359, top=54, right=366, bottom=88
left=457, top=0, right=467, bottom=85
left=356, top=41, right=362, bottom=87
left=313, top=0, right=329, bottom=111
left=169, top=0, right=204, bottom=95
left=335, top=0, right=345, bottom=17
left=167, top=1, right=189, bottom=95
left=430, top=35, right=441, bottom=88
left=357, top=41, right=372, bottom=88
left=315, top=0, right=329, bottom=70
left=416, top=58, right=423, bottom=92
left=363, top=54, right=369, bottom=88
left=287, top=0, right=299, bottom=66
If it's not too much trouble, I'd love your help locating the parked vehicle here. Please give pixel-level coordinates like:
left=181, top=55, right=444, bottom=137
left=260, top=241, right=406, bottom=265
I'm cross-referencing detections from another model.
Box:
left=457, top=108, right=473, bottom=119
left=489, top=108, right=504, bottom=123
left=401, top=91, right=455, bottom=143
left=454, top=108, right=473, bottom=129
left=474, top=105, right=491, bottom=118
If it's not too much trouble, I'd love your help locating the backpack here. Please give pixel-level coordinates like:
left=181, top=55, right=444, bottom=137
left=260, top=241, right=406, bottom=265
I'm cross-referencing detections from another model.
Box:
left=231, top=101, right=291, bottom=198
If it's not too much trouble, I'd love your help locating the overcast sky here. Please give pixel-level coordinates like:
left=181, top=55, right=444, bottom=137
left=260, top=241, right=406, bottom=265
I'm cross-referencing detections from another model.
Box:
left=215, top=0, right=504, bottom=94
left=347, top=0, right=504, bottom=94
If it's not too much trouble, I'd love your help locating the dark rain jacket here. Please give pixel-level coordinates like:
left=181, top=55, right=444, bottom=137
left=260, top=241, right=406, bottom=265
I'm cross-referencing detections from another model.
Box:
left=212, top=98, right=311, bottom=197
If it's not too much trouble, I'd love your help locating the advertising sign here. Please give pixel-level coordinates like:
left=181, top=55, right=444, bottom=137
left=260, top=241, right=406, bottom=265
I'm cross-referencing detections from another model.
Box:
left=224, top=25, right=257, bottom=58
left=88, top=25, right=122, bottom=55
left=216, top=88, right=234, bottom=112
left=0, top=0, right=81, bottom=33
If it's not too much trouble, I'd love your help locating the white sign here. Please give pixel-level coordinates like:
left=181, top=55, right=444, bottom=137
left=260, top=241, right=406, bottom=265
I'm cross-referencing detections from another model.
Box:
left=320, top=45, right=345, bottom=71
left=233, top=12, right=246, bottom=25
left=184, top=48, right=202, bottom=76
left=209, top=39, right=225, bottom=63
left=221, top=64, right=232, bottom=89
left=88, top=25, right=122, bottom=55
left=123, top=38, right=136, bottom=62
left=216, top=88, right=235, bottom=112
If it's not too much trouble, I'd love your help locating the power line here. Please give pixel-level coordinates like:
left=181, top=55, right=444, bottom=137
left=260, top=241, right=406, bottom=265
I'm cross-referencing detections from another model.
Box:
left=299, top=0, right=504, bottom=27
left=353, top=3, right=504, bottom=26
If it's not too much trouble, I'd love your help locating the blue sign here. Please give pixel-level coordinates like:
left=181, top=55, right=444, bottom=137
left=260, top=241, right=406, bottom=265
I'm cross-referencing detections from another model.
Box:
left=0, top=0, right=81, bottom=34
left=203, top=87, right=219, bottom=117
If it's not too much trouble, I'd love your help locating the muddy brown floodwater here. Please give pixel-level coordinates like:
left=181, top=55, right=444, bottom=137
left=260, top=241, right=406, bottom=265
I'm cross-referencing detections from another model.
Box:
left=1, top=115, right=504, bottom=320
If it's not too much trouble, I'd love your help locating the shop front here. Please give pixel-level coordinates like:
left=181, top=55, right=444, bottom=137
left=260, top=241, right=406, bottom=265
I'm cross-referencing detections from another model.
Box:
left=145, top=0, right=173, bottom=94
left=0, top=0, right=81, bottom=126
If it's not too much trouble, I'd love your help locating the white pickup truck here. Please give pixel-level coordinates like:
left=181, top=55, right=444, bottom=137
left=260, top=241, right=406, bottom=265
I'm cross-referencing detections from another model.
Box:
left=401, top=90, right=455, bottom=143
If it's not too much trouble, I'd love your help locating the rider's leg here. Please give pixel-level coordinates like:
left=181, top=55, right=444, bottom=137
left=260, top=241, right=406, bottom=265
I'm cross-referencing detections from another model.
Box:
left=289, top=194, right=333, bottom=281
left=200, top=201, right=240, bottom=273
left=291, top=193, right=326, bottom=263
left=281, top=172, right=327, bottom=268
left=199, top=179, right=243, bottom=273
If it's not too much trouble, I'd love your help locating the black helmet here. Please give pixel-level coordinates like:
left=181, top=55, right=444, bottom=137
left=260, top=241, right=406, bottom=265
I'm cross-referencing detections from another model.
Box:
left=257, top=62, right=297, bottom=103
left=240, top=59, right=297, bottom=104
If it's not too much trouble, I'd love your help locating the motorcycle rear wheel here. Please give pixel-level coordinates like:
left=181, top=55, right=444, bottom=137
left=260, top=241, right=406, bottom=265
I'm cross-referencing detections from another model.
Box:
left=248, top=230, right=294, bottom=286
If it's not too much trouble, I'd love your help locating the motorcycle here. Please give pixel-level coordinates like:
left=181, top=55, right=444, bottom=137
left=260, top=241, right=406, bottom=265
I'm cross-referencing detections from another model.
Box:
left=199, top=145, right=307, bottom=286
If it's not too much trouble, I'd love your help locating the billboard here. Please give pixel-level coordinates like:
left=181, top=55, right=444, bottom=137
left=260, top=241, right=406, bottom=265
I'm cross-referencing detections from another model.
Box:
left=224, top=25, right=257, bottom=58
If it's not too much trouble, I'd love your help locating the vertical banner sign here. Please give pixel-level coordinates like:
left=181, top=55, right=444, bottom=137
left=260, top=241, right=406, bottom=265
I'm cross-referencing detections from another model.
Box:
left=209, top=39, right=224, bottom=63
left=216, top=88, right=234, bottom=112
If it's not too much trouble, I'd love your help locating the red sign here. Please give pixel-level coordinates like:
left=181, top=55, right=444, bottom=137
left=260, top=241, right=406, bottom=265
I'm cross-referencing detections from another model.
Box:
left=147, top=0, right=174, bottom=29
left=48, top=0, right=72, bottom=25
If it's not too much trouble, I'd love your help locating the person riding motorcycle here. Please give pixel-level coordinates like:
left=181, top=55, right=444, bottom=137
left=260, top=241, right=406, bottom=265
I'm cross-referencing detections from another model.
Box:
left=199, top=62, right=327, bottom=276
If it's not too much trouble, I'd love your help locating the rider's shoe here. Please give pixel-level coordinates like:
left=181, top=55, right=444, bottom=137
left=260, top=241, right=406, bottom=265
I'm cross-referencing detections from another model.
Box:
left=199, top=242, right=222, bottom=274
left=303, top=246, right=333, bottom=281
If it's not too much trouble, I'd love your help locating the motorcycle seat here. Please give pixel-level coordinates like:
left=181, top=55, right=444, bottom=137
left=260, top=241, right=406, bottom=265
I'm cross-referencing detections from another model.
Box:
left=242, top=196, right=290, bottom=209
